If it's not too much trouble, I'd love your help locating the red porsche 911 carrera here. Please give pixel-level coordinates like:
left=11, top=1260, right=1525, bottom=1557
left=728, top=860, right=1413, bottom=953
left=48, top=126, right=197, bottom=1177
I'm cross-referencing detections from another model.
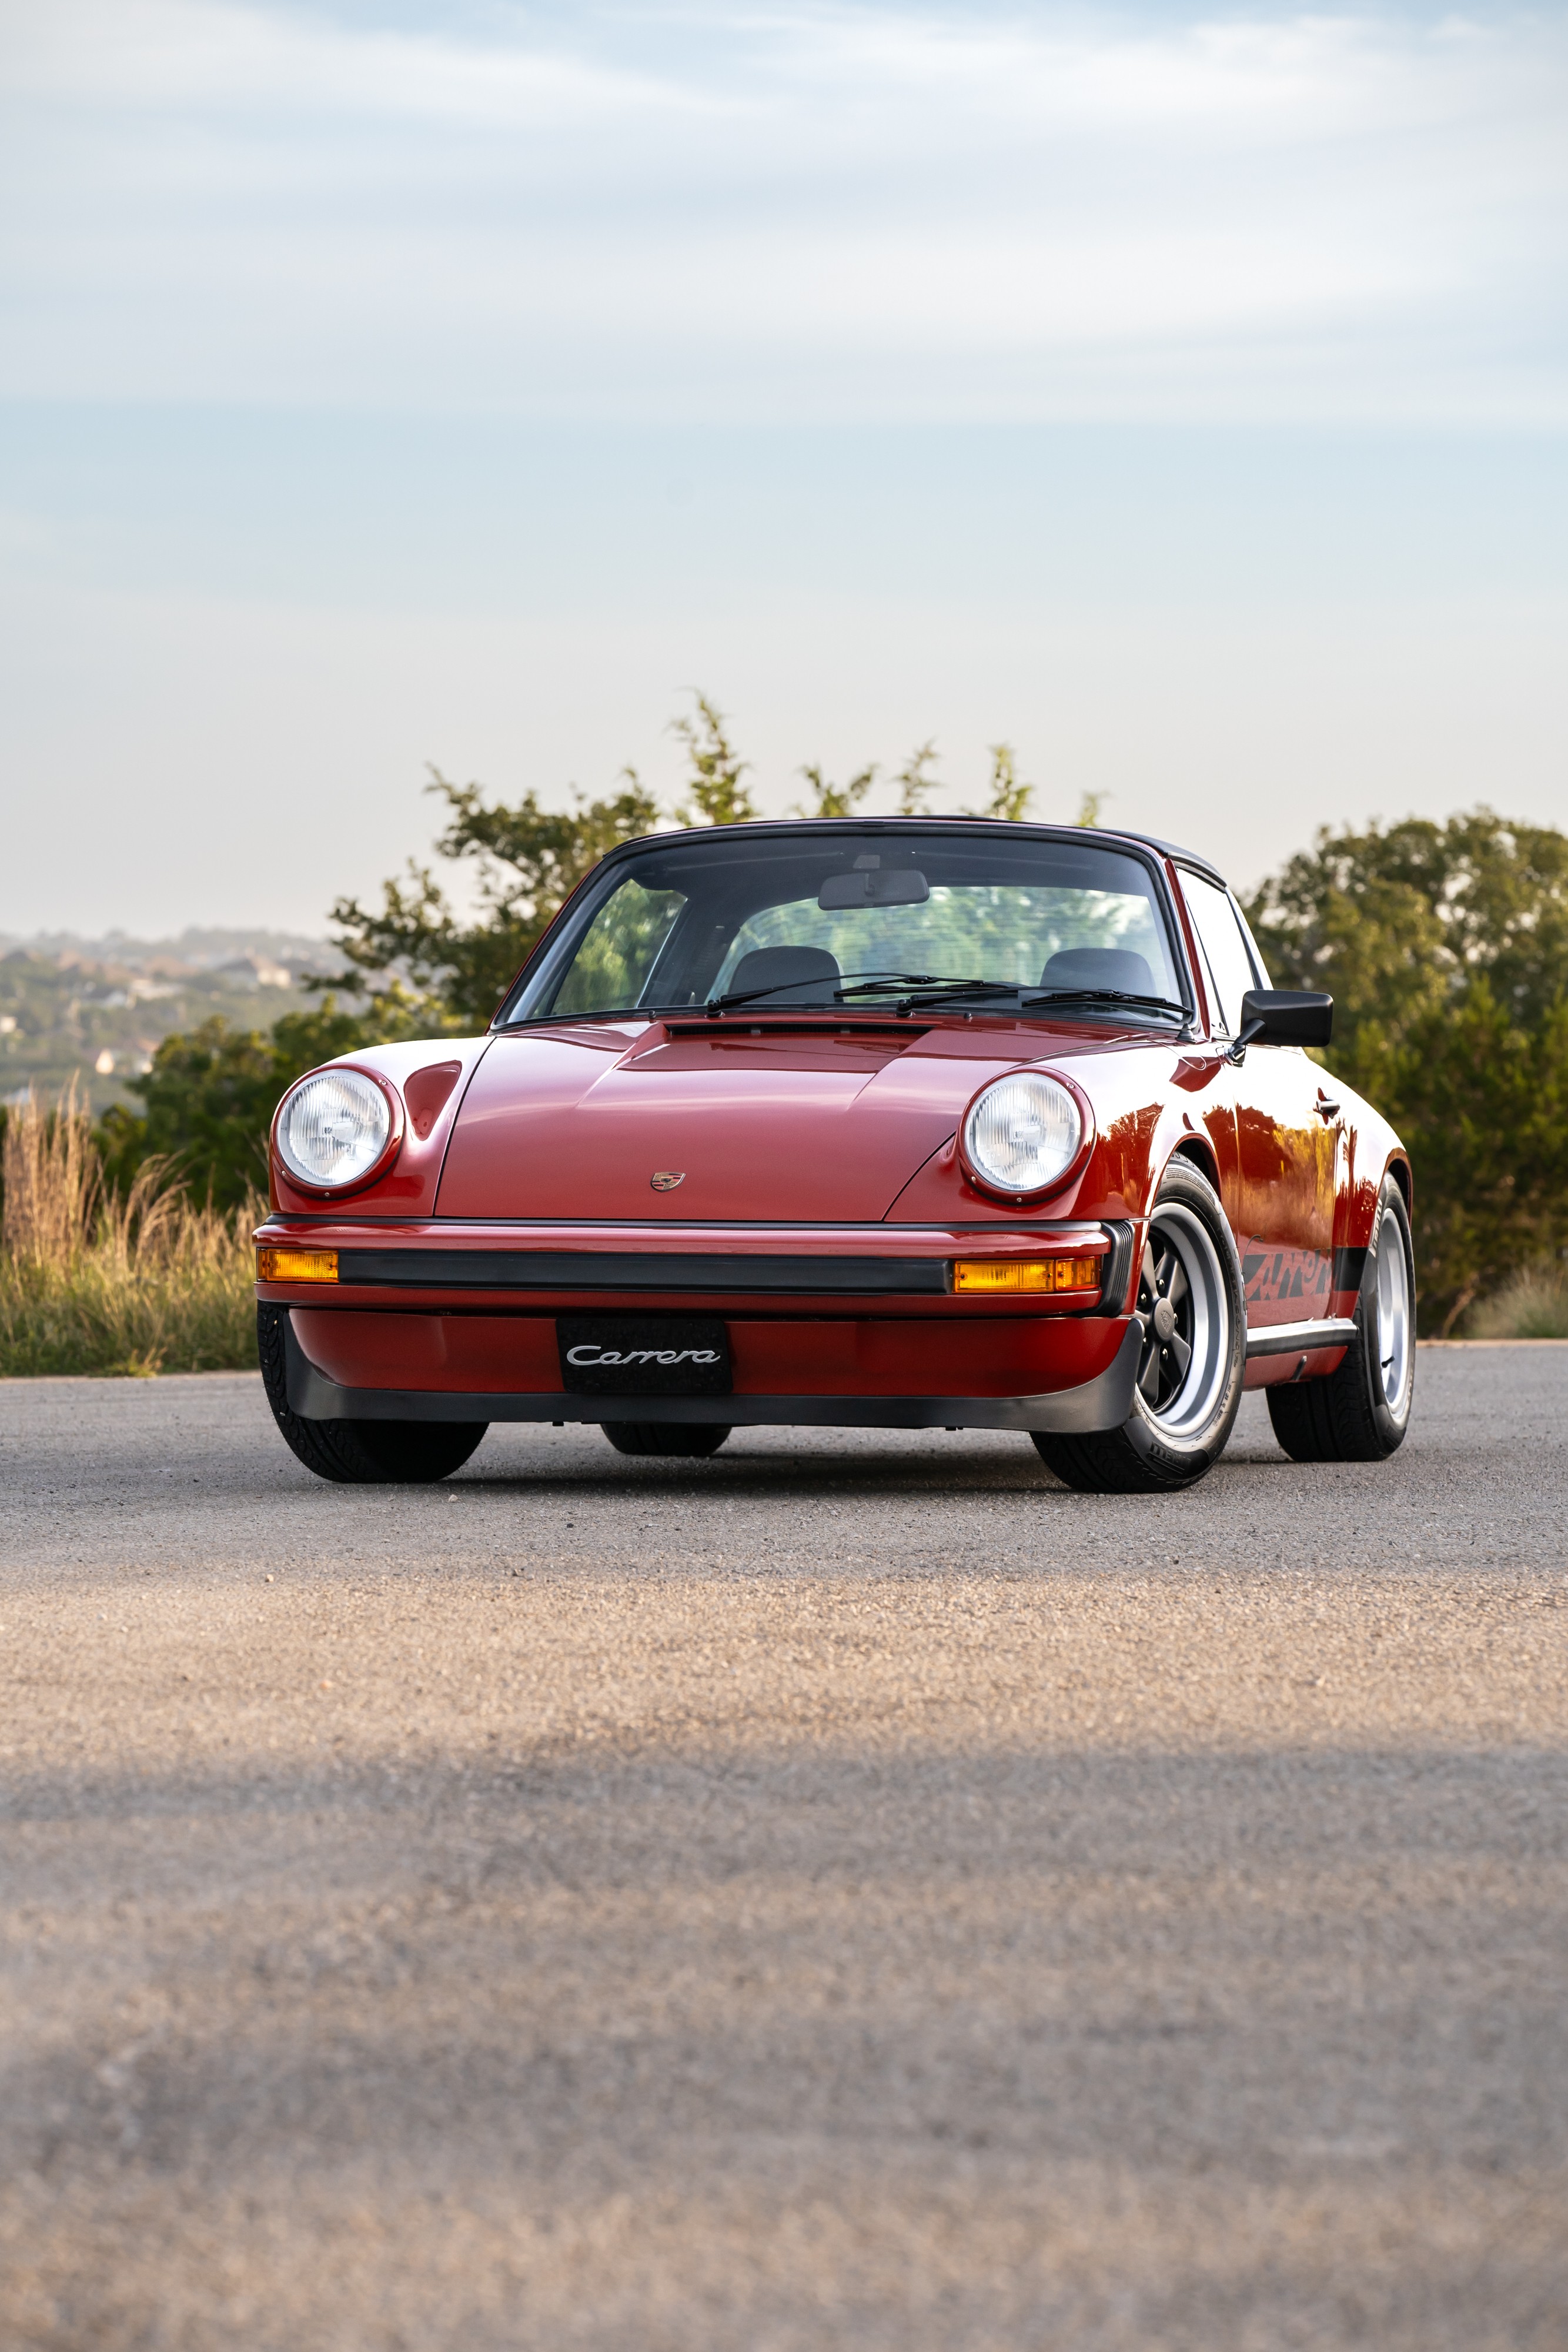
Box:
left=254, top=818, right=1415, bottom=1492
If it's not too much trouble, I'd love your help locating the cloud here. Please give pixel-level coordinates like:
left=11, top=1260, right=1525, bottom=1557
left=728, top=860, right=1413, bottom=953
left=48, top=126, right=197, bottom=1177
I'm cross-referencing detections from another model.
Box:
left=1, top=2, right=1565, bottom=420
left=2, top=0, right=687, bottom=122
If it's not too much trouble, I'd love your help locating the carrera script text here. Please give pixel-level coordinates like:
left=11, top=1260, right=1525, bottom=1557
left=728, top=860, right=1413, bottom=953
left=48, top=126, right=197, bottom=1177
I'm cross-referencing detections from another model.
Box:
left=564, top=1345, right=722, bottom=1368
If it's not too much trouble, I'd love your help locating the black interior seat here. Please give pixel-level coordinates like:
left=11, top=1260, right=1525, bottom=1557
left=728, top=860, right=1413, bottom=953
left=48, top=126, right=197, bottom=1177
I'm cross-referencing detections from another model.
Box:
left=1039, top=947, right=1155, bottom=995
left=726, top=946, right=841, bottom=1001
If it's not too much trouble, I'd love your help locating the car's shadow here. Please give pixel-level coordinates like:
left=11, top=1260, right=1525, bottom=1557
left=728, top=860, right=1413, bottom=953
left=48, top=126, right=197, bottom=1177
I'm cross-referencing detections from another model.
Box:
left=430, top=1422, right=1297, bottom=1502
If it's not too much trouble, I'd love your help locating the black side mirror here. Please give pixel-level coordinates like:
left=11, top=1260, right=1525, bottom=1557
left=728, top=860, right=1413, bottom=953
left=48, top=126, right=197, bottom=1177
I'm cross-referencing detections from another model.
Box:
left=1231, top=988, right=1333, bottom=1057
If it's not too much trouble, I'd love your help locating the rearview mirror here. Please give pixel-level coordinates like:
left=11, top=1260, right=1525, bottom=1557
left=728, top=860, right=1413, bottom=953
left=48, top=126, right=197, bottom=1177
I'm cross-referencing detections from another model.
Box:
left=1238, top=988, right=1333, bottom=1050
left=818, top=867, right=930, bottom=910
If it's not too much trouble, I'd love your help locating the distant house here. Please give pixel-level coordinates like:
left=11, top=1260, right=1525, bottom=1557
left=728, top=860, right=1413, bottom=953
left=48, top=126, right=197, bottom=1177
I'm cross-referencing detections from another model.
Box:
left=215, top=955, right=293, bottom=989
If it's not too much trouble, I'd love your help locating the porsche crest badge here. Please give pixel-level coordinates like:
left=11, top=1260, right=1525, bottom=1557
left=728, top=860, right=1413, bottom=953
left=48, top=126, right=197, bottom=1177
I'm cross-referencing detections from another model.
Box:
left=650, top=1171, right=686, bottom=1191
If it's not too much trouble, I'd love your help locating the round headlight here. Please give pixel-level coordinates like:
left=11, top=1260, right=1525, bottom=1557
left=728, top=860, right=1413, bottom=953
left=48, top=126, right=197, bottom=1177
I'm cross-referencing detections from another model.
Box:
left=276, top=1068, right=394, bottom=1190
left=962, top=1071, right=1084, bottom=1198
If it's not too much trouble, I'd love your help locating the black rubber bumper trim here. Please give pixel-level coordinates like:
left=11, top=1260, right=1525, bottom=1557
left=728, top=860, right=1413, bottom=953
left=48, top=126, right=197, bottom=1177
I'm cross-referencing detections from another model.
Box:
left=281, top=1311, right=1144, bottom=1436
left=336, top=1249, right=951, bottom=1295
left=1098, top=1220, right=1136, bottom=1314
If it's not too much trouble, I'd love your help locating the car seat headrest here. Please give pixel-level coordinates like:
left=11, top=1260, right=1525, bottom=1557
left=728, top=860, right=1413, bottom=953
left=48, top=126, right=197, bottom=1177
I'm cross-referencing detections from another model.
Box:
left=726, top=945, right=842, bottom=1001
left=1039, top=947, right=1155, bottom=997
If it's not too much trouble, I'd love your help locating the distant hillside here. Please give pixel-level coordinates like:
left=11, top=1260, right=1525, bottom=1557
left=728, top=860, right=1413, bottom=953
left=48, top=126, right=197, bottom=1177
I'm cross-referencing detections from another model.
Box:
left=0, top=930, right=352, bottom=1114
left=0, top=927, right=348, bottom=975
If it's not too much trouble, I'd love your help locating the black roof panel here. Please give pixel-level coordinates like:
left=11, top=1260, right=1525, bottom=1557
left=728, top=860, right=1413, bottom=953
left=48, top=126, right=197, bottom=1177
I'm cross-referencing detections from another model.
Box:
left=600, top=812, right=1228, bottom=887
left=1097, top=829, right=1228, bottom=885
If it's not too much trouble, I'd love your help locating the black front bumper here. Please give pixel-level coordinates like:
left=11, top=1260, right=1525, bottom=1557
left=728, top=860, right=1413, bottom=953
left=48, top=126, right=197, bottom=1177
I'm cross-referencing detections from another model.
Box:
left=280, top=1309, right=1145, bottom=1436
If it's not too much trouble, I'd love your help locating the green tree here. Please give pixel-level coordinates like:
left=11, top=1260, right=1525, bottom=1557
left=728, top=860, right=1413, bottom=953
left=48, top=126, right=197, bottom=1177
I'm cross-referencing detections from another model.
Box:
left=1245, top=808, right=1568, bottom=1332
left=1385, top=985, right=1568, bottom=1327
left=671, top=694, right=758, bottom=827
left=795, top=761, right=877, bottom=818
left=979, top=743, right=1032, bottom=822
left=327, top=766, right=660, bottom=1032
left=893, top=740, right=941, bottom=815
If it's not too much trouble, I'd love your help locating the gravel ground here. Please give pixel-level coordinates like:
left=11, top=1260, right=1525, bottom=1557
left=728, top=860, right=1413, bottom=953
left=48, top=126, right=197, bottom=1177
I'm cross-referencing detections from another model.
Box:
left=3, top=1345, right=1567, bottom=2351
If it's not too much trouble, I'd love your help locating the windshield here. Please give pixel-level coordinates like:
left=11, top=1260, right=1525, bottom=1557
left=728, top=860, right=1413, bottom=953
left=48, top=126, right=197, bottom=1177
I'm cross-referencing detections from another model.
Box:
left=502, top=826, right=1188, bottom=1025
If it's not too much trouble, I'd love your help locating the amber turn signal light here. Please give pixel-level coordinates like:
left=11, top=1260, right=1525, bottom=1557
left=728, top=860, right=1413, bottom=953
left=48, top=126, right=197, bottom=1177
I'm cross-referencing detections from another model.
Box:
left=952, top=1256, right=1101, bottom=1294
left=256, top=1245, right=339, bottom=1284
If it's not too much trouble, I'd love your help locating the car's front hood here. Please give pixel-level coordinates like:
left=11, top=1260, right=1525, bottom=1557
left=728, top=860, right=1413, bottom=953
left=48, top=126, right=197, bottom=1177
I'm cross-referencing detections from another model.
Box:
left=434, top=1020, right=1068, bottom=1222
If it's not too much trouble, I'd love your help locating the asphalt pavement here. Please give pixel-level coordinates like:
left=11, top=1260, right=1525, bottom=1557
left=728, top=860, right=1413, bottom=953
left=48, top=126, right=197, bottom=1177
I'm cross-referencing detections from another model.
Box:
left=4, top=1346, right=1567, bottom=2351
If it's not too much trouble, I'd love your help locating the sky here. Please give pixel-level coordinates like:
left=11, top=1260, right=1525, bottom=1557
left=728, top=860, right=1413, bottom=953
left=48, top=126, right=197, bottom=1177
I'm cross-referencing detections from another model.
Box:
left=1, top=0, right=1565, bottom=935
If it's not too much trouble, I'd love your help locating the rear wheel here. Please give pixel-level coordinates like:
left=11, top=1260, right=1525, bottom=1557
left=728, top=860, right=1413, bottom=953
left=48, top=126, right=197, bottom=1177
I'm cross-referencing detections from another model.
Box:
left=1266, top=1177, right=1415, bottom=1462
left=1032, top=1159, right=1245, bottom=1493
left=600, top=1422, right=732, bottom=1456
left=257, top=1305, right=488, bottom=1485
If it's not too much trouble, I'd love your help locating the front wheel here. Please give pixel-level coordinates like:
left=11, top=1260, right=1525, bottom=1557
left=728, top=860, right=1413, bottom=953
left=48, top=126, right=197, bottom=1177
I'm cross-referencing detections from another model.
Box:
left=258, top=1305, right=488, bottom=1485
left=601, top=1422, right=731, bottom=1457
left=1266, top=1177, right=1415, bottom=1462
left=1032, top=1159, right=1245, bottom=1493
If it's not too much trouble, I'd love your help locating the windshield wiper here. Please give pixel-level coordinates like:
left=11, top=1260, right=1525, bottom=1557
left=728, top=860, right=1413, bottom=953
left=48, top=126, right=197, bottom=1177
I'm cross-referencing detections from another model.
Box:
left=834, top=975, right=1024, bottom=1008
left=701, top=973, right=1188, bottom=1023
left=704, top=968, right=951, bottom=1015
left=1019, top=987, right=1188, bottom=1019
left=844, top=973, right=1186, bottom=1020
left=703, top=982, right=840, bottom=1015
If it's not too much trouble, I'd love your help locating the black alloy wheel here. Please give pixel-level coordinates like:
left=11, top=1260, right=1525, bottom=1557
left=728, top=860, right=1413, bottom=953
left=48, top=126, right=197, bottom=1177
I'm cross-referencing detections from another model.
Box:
left=1032, top=1157, right=1246, bottom=1493
left=1266, top=1175, right=1416, bottom=1462
left=1135, top=1225, right=1197, bottom=1415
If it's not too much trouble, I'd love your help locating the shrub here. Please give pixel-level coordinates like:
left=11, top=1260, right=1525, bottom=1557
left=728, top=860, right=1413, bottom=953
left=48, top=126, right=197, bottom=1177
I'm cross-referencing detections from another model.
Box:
left=0, top=1087, right=258, bottom=1377
left=1467, top=1264, right=1568, bottom=1340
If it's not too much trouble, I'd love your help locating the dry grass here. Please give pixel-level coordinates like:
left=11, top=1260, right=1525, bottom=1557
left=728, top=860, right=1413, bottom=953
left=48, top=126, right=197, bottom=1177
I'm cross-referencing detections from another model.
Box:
left=0, top=1087, right=259, bottom=1377
left=1467, top=1262, right=1568, bottom=1340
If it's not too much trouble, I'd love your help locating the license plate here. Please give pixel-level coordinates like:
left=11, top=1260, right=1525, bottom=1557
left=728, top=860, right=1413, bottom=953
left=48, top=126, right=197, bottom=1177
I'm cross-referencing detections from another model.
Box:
left=557, top=1315, right=733, bottom=1396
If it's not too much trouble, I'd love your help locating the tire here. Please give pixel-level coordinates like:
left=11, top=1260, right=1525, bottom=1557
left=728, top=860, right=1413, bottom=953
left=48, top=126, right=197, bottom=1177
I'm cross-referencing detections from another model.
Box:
left=257, top=1304, right=488, bottom=1485
left=1266, top=1177, right=1415, bottom=1462
left=1032, top=1158, right=1245, bottom=1493
left=600, top=1421, right=732, bottom=1457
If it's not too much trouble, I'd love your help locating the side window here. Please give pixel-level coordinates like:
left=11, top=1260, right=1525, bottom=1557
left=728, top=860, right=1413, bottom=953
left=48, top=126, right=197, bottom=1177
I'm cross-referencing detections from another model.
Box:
left=1180, top=872, right=1258, bottom=1038
left=1234, top=900, right=1272, bottom=988
left=549, top=879, right=686, bottom=1015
